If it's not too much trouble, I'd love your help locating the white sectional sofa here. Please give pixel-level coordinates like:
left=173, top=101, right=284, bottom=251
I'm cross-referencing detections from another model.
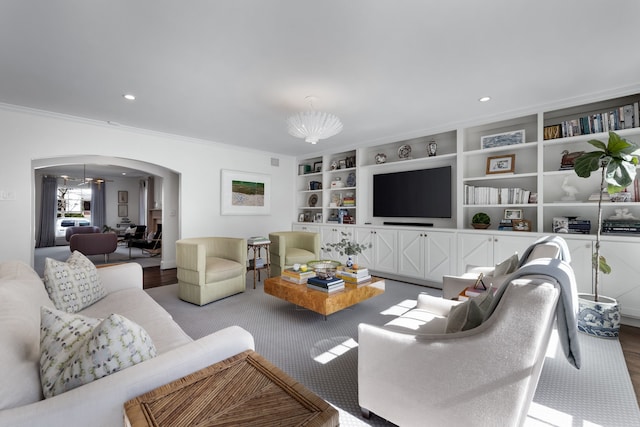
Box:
left=0, top=260, right=255, bottom=427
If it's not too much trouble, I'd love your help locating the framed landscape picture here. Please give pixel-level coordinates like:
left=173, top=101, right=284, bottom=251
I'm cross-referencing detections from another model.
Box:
left=220, top=170, right=271, bottom=215
left=486, top=154, right=515, bottom=175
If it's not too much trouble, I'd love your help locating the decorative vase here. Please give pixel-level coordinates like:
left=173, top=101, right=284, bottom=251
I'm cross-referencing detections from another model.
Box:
left=428, top=140, right=437, bottom=157
left=346, top=255, right=354, bottom=268
left=577, top=293, right=620, bottom=338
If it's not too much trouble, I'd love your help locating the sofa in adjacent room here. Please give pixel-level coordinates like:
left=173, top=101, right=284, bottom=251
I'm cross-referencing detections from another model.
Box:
left=0, top=259, right=255, bottom=427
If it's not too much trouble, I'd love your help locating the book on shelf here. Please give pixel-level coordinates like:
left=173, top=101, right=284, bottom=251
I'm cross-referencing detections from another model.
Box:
left=248, top=236, right=271, bottom=244
left=338, top=274, right=372, bottom=285
left=306, top=276, right=345, bottom=288
left=306, top=283, right=344, bottom=293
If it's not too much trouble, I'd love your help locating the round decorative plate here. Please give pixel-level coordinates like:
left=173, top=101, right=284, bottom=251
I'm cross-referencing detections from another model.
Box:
left=398, top=144, right=412, bottom=159
left=346, top=172, right=356, bottom=187
left=375, top=153, right=387, bottom=164
left=308, top=193, right=318, bottom=207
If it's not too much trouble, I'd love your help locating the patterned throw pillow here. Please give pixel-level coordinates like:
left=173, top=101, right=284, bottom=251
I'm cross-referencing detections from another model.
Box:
left=43, top=251, right=106, bottom=313
left=40, top=306, right=157, bottom=398
left=445, top=287, right=495, bottom=333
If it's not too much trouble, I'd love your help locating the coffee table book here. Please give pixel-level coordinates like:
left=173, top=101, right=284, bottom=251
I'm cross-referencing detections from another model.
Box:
left=307, top=276, right=345, bottom=288
left=337, top=273, right=372, bottom=285
left=307, top=283, right=344, bottom=293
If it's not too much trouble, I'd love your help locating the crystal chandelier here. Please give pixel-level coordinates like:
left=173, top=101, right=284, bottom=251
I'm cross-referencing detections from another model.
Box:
left=287, top=96, right=343, bottom=144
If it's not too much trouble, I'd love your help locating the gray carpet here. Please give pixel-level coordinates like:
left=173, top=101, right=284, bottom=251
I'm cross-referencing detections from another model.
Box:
left=33, top=244, right=161, bottom=277
left=147, top=276, right=640, bottom=427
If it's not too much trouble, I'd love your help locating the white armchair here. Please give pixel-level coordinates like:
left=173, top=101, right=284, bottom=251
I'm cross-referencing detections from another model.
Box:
left=358, top=243, right=578, bottom=427
left=359, top=276, right=563, bottom=426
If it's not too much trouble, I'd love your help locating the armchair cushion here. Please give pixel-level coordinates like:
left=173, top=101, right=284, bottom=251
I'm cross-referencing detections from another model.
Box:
left=39, top=306, right=156, bottom=398
left=43, top=251, right=106, bottom=313
left=284, top=248, right=317, bottom=265
left=205, top=257, right=245, bottom=282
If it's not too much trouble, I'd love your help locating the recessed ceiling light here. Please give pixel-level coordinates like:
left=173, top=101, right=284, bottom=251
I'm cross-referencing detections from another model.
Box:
left=123, top=94, right=136, bottom=101
left=479, top=96, right=491, bottom=102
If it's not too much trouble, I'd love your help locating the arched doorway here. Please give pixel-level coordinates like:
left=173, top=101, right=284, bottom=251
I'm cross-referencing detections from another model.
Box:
left=32, top=155, right=180, bottom=270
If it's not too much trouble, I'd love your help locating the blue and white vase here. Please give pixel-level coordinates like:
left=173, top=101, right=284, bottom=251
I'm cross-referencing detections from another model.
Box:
left=577, top=293, right=620, bottom=338
left=346, top=255, right=354, bottom=268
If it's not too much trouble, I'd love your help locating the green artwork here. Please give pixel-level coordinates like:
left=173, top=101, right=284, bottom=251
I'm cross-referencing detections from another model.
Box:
left=231, top=180, right=265, bottom=206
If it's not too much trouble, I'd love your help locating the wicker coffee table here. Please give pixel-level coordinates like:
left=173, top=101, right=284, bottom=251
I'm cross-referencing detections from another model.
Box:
left=124, top=350, right=338, bottom=427
left=264, top=276, right=385, bottom=319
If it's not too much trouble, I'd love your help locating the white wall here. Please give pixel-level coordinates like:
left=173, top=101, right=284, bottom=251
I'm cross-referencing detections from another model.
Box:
left=0, top=105, right=296, bottom=268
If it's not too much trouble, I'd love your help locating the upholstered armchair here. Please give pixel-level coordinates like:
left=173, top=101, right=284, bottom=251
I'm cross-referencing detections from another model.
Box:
left=358, top=256, right=578, bottom=426
left=176, top=237, right=247, bottom=306
left=268, top=231, right=320, bottom=277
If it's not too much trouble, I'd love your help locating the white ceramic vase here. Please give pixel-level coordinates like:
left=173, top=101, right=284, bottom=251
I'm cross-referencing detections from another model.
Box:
left=576, top=293, right=620, bottom=338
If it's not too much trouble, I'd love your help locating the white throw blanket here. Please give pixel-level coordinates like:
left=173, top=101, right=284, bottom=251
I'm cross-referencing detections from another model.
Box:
left=487, top=257, right=581, bottom=369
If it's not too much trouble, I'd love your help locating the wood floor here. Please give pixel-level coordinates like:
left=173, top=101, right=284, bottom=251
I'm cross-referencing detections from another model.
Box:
left=141, top=266, right=640, bottom=407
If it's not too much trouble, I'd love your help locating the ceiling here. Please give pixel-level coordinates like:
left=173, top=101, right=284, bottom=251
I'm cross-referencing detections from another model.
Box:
left=2, top=1, right=640, bottom=158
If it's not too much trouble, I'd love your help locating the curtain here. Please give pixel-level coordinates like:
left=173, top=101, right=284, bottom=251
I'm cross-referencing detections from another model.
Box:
left=139, top=179, right=147, bottom=225
left=36, top=176, right=58, bottom=247
left=91, top=181, right=106, bottom=230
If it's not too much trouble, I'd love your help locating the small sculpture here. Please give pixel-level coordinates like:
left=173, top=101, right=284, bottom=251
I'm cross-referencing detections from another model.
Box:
left=609, top=208, right=637, bottom=220
left=561, top=176, right=579, bottom=201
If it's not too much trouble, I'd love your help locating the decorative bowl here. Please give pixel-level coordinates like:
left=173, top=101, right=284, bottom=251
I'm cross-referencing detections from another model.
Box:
left=307, top=260, right=341, bottom=279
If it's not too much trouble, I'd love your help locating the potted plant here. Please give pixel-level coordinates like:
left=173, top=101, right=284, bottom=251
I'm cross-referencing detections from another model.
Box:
left=471, top=212, right=491, bottom=229
left=573, top=131, right=638, bottom=337
left=322, top=231, right=372, bottom=268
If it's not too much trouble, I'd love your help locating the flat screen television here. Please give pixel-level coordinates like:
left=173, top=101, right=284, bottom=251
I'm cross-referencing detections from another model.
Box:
left=373, top=166, right=452, bottom=218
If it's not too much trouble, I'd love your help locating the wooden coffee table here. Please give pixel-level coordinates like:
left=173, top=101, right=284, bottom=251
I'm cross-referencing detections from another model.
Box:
left=125, top=350, right=338, bottom=427
left=264, top=276, right=385, bottom=319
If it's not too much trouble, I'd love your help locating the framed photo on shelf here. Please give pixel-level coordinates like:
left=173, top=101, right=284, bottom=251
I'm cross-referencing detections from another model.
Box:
left=481, top=129, right=525, bottom=149
left=298, top=213, right=305, bottom=222
left=314, top=212, right=322, bottom=223
left=486, top=154, right=515, bottom=174
left=513, top=219, right=532, bottom=232
left=504, top=208, right=523, bottom=220
left=338, top=159, right=347, bottom=169
left=313, top=161, right=323, bottom=173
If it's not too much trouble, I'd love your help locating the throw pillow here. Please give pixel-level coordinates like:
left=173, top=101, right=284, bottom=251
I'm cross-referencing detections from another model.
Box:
left=446, top=287, right=494, bottom=333
left=493, top=253, right=519, bottom=278
left=40, top=306, right=157, bottom=398
left=43, top=251, right=106, bottom=313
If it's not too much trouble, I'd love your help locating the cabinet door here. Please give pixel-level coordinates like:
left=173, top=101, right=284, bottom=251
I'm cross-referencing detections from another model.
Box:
left=354, top=228, right=375, bottom=268
left=397, top=230, right=424, bottom=279
left=457, top=233, right=494, bottom=274
left=373, top=228, right=397, bottom=273
left=562, top=237, right=593, bottom=295
left=493, top=234, right=538, bottom=264
left=356, top=227, right=397, bottom=273
left=320, top=225, right=353, bottom=259
left=599, top=240, right=640, bottom=319
left=424, top=231, right=455, bottom=283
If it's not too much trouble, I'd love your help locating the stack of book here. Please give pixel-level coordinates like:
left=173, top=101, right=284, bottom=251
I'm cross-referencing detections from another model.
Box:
left=336, top=266, right=371, bottom=285
left=342, top=196, right=355, bottom=206
left=248, top=236, right=271, bottom=245
left=457, top=286, right=497, bottom=301
left=602, top=219, right=640, bottom=234
left=281, top=268, right=316, bottom=284
left=307, top=276, right=345, bottom=293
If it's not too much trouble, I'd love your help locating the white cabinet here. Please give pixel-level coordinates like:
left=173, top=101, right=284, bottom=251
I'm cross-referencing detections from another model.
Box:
left=456, top=233, right=538, bottom=274
left=355, top=227, right=397, bottom=274
left=320, top=225, right=354, bottom=259
left=599, top=239, right=640, bottom=319
left=398, top=229, right=455, bottom=283
left=561, top=237, right=593, bottom=294
left=292, top=224, right=320, bottom=233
